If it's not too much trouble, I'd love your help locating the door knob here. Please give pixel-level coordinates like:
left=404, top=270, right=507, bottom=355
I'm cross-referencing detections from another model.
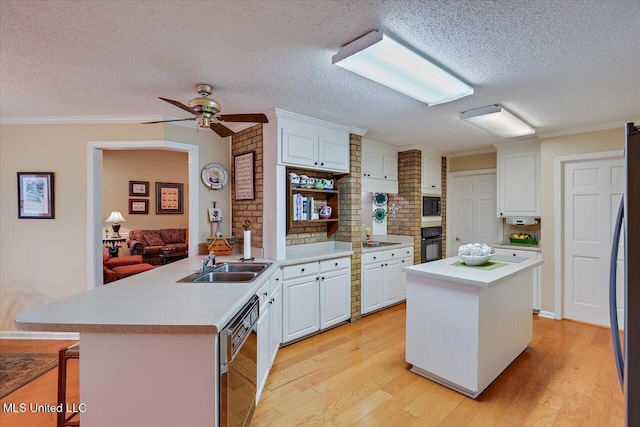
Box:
left=455, top=236, right=461, bottom=241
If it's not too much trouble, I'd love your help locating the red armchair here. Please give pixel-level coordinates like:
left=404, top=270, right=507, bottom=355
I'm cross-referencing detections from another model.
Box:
left=103, top=255, right=154, bottom=284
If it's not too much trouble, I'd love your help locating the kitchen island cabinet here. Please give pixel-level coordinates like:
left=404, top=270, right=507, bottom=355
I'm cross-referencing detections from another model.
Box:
left=14, top=255, right=278, bottom=427
left=404, top=255, right=543, bottom=398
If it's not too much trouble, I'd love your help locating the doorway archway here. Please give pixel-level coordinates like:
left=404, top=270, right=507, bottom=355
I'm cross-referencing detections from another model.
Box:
left=87, top=140, right=199, bottom=288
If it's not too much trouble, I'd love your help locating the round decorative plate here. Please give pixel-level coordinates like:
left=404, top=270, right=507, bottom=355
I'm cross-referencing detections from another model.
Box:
left=373, top=208, right=387, bottom=223
left=201, top=163, right=228, bottom=189
left=373, top=192, right=388, bottom=207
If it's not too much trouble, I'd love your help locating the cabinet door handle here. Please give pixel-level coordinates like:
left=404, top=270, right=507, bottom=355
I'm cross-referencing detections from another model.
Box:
left=263, top=291, right=268, bottom=296
left=335, top=262, right=338, bottom=267
left=321, top=162, right=324, bottom=166
left=384, top=176, right=387, bottom=179
left=301, top=268, right=305, bottom=272
left=275, top=278, right=279, bottom=281
left=373, top=256, right=377, bottom=260
left=316, top=277, right=319, bottom=281
left=314, top=162, right=318, bottom=165
left=321, top=276, right=325, bottom=280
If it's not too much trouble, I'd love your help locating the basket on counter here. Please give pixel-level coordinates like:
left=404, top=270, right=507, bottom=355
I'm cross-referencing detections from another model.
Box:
left=207, top=237, right=235, bottom=255
left=509, top=233, right=537, bottom=245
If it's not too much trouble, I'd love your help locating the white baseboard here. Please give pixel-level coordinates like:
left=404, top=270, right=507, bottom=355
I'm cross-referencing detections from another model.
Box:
left=0, top=331, right=80, bottom=340
left=537, top=311, right=557, bottom=320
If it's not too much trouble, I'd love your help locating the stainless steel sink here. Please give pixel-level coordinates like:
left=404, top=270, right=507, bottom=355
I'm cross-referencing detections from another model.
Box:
left=192, top=271, right=258, bottom=282
left=213, top=262, right=270, bottom=273
left=362, top=241, right=401, bottom=248
left=177, top=262, right=271, bottom=283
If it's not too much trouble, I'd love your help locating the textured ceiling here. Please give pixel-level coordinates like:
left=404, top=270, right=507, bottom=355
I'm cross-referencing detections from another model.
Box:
left=1, top=0, right=639, bottom=153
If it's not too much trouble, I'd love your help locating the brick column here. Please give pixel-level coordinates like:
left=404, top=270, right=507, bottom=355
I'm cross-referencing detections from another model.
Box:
left=231, top=124, right=264, bottom=250
left=335, top=134, right=363, bottom=321
left=387, top=150, right=422, bottom=264
left=440, top=156, right=447, bottom=257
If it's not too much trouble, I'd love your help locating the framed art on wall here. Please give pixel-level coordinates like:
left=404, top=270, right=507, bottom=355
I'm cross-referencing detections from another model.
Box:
left=129, top=180, right=150, bottom=197
left=156, top=182, right=183, bottom=214
left=129, top=198, right=149, bottom=214
left=234, top=151, right=255, bottom=200
left=17, top=172, right=55, bottom=219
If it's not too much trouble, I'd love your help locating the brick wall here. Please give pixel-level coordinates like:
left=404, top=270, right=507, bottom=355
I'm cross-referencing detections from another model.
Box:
left=231, top=124, right=264, bottom=250
left=440, top=156, right=447, bottom=257
left=335, top=134, right=362, bottom=321
left=387, top=150, right=422, bottom=264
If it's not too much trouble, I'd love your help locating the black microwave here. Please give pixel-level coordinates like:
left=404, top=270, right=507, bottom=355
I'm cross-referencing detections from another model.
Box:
left=423, top=196, right=441, bottom=216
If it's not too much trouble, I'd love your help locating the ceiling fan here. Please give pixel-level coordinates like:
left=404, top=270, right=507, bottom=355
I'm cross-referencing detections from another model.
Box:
left=142, top=83, right=268, bottom=137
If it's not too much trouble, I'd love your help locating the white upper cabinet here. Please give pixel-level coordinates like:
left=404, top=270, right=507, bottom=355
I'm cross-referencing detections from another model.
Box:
left=279, top=111, right=350, bottom=173
left=362, top=140, right=398, bottom=193
left=422, top=157, right=441, bottom=194
left=496, top=141, right=541, bottom=217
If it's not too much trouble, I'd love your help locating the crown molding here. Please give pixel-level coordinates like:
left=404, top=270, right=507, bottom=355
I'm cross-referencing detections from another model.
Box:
left=446, top=147, right=497, bottom=158
left=537, top=118, right=640, bottom=139
left=0, top=115, right=166, bottom=125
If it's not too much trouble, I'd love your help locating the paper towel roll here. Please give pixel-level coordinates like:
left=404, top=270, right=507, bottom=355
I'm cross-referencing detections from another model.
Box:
left=243, top=230, right=251, bottom=259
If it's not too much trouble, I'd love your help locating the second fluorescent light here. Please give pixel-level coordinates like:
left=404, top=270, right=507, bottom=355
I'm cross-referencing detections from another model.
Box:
left=332, top=30, right=473, bottom=106
left=460, top=105, right=535, bottom=138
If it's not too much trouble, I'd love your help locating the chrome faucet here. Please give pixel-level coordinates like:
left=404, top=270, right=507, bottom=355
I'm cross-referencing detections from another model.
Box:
left=201, top=251, right=216, bottom=272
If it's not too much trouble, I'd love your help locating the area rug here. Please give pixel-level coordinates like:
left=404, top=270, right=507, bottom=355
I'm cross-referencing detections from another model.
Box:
left=0, top=353, right=58, bottom=398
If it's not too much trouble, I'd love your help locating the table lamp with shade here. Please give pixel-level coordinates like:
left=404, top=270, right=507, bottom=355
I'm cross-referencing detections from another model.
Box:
left=105, top=211, right=126, bottom=238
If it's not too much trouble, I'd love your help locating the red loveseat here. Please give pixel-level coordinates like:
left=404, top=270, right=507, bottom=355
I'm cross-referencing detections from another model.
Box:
left=127, top=229, right=188, bottom=265
left=103, top=255, right=154, bottom=284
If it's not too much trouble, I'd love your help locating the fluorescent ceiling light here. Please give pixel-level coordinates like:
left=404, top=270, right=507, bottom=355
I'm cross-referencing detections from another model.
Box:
left=460, top=105, right=535, bottom=138
left=332, top=30, right=473, bottom=106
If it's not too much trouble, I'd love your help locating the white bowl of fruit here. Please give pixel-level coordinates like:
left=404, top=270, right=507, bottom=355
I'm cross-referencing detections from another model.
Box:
left=458, top=243, right=495, bottom=266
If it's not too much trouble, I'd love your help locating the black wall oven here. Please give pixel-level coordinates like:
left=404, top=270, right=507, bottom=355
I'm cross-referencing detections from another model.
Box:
left=423, top=196, right=441, bottom=217
left=421, top=226, right=443, bottom=263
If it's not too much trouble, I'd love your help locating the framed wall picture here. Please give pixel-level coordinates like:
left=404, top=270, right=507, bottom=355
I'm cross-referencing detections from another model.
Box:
left=129, top=198, right=149, bottom=214
left=156, top=182, right=183, bottom=214
left=129, top=180, right=149, bottom=197
left=17, top=172, right=55, bottom=219
left=234, top=151, right=255, bottom=200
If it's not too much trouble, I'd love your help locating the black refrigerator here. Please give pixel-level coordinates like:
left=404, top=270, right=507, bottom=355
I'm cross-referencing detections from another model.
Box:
left=610, top=122, right=639, bottom=426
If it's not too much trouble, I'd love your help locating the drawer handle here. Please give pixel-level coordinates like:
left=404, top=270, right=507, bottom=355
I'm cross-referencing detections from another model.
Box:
left=275, top=278, right=279, bottom=281
left=316, top=277, right=319, bottom=281
left=263, top=291, right=268, bottom=296
left=301, top=268, right=305, bottom=272
left=335, top=262, right=338, bottom=266
left=373, top=256, right=377, bottom=260
left=321, top=276, right=325, bottom=280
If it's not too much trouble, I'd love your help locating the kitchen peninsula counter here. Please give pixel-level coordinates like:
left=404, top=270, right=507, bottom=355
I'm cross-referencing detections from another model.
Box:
left=404, top=255, right=543, bottom=398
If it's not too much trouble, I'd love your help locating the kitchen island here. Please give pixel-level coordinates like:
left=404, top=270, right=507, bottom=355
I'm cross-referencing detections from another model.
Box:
left=14, top=242, right=354, bottom=427
left=404, top=255, right=543, bottom=398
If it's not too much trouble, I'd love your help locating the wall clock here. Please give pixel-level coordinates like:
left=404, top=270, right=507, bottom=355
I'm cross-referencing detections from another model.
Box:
left=201, top=163, right=228, bottom=189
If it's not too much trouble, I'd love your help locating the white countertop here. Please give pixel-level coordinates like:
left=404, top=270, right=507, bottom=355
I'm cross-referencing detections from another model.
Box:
left=404, top=255, right=543, bottom=288
left=15, top=243, right=355, bottom=335
left=14, top=255, right=280, bottom=334
left=361, top=234, right=415, bottom=254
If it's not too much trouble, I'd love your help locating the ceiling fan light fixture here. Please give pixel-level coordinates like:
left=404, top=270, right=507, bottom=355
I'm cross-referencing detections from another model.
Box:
left=332, top=30, right=473, bottom=106
left=460, top=105, right=535, bottom=138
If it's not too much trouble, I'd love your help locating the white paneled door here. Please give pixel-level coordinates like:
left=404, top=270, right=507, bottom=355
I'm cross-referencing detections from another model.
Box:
left=563, top=157, right=625, bottom=327
left=451, top=173, right=501, bottom=254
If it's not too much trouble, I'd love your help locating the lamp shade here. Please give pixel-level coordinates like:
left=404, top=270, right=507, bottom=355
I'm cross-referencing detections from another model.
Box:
left=332, top=30, right=473, bottom=106
left=460, top=105, right=535, bottom=138
left=105, top=211, right=126, bottom=223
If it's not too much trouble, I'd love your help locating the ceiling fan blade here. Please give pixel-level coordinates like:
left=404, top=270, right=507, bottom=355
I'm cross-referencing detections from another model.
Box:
left=159, top=97, right=198, bottom=115
left=141, top=118, right=196, bottom=124
left=217, top=113, right=268, bottom=123
left=210, top=122, right=235, bottom=137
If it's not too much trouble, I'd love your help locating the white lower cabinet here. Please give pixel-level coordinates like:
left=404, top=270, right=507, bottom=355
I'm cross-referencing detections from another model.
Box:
left=282, top=256, right=351, bottom=344
left=256, top=269, right=283, bottom=402
left=493, top=248, right=541, bottom=310
left=362, top=246, right=414, bottom=314
left=400, top=249, right=415, bottom=299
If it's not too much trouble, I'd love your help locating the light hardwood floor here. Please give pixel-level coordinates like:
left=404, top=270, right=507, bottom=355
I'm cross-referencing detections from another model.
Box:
left=0, top=304, right=624, bottom=426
